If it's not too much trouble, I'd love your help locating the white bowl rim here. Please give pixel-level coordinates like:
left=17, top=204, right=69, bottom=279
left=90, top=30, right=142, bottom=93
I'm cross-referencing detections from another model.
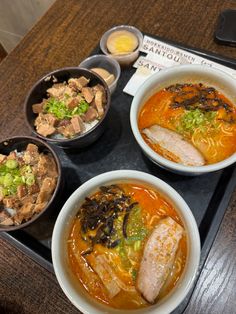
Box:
left=130, top=64, right=236, bottom=174
left=52, top=169, right=201, bottom=314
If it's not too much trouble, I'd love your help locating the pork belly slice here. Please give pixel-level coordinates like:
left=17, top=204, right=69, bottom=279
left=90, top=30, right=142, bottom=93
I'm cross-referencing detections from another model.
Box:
left=82, top=107, right=98, bottom=122
left=57, top=124, right=75, bottom=138
left=0, top=154, right=6, bottom=163
left=94, top=90, right=104, bottom=117
left=32, top=102, right=44, bottom=114
left=90, top=254, right=121, bottom=298
left=24, top=143, right=40, bottom=165
left=34, top=113, right=57, bottom=137
left=36, top=177, right=56, bottom=204
left=68, top=77, right=90, bottom=91
left=26, top=143, right=38, bottom=154
left=14, top=202, right=35, bottom=224
left=93, top=84, right=106, bottom=103
left=17, top=185, right=27, bottom=198
left=143, top=125, right=205, bottom=166
left=47, top=84, right=75, bottom=98
left=90, top=254, right=136, bottom=297
left=66, top=96, right=83, bottom=109
left=37, top=154, right=56, bottom=177
left=0, top=211, right=14, bottom=226
left=47, top=84, right=66, bottom=98
left=71, top=115, right=84, bottom=134
left=136, top=217, right=184, bottom=303
left=36, top=124, right=56, bottom=137
left=2, top=196, right=21, bottom=210
left=82, top=87, right=94, bottom=103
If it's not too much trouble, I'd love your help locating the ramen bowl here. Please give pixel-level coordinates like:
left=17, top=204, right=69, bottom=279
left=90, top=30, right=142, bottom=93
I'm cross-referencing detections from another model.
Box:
left=24, top=67, right=111, bottom=150
left=52, top=170, right=200, bottom=314
left=130, top=65, right=236, bottom=175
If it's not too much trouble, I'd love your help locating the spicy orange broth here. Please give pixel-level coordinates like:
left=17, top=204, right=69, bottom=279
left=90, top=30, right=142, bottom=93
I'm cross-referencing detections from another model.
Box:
left=67, top=183, right=187, bottom=309
left=138, top=85, right=236, bottom=164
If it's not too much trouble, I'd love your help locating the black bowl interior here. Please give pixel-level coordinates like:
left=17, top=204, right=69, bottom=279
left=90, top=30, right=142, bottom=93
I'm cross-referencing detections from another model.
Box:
left=25, top=68, right=111, bottom=147
left=0, top=136, right=61, bottom=232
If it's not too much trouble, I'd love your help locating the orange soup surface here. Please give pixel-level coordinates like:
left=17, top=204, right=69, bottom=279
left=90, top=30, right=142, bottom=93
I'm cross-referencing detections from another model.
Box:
left=138, top=83, right=236, bottom=164
left=67, top=183, right=187, bottom=309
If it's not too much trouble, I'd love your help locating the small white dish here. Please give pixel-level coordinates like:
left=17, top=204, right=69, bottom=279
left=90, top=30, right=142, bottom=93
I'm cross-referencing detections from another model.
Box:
left=100, top=25, right=143, bottom=67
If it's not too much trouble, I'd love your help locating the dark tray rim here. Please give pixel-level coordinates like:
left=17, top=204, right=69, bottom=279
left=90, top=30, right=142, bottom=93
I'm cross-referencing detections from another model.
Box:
left=1, top=33, right=236, bottom=312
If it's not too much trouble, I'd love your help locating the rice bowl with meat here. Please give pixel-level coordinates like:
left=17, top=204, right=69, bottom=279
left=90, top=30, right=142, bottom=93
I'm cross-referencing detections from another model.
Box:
left=33, top=76, right=107, bottom=139
left=25, top=68, right=111, bottom=149
left=0, top=138, right=60, bottom=228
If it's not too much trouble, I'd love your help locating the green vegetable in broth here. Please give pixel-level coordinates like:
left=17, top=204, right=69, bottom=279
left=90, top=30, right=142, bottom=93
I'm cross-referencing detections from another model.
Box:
left=177, top=108, right=217, bottom=135
left=115, top=206, right=148, bottom=275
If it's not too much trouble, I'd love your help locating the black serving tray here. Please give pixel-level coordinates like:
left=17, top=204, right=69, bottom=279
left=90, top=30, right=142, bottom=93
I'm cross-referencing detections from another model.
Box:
left=1, top=35, right=236, bottom=313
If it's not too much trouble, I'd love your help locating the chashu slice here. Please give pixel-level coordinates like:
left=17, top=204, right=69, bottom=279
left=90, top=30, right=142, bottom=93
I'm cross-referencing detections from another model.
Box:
left=90, top=254, right=121, bottom=298
left=136, top=217, right=184, bottom=303
left=143, top=124, right=205, bottom=166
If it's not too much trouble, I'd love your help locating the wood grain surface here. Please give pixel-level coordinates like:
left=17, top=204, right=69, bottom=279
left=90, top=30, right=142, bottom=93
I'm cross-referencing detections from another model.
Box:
left=185, top=191, right=236, bottom=314
left=0, top=237, right=78, bottom=314
left=0, top=0, right=235, bottom=313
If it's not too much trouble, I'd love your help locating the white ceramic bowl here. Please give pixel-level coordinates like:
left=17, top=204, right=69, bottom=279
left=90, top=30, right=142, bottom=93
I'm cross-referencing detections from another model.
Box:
left=130, top=64, right=236, bottom=175
left=52, top=170, right=200, bottom=314
left=100, top=25, right=143, bottom=67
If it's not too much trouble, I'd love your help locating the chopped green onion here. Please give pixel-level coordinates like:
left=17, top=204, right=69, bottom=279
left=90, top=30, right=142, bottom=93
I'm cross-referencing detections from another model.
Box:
left=0, top=165, right=6, bottom=174
left=71, top=107, right=78, bottom=115
left=0, top=176, right=4, bottom=185
left=134, top=240, right=141, bottom=251
left=25, top=165, right=32, bottom=173
left=8, top=186, right=17, bottom=195
left=77, top=100, right=89, bottom=114
left=0, top=186, right=8, bottom=197
left=44, top=97, right=89, bottom=120
left=177, top=109, right=217, bottom=135
left=13, top=176, right=23, bottom=185
left=44, top=98, right=69, bottom=119
left=3, top=173, right=13, bottom=187
left=6, top=159, right=18, bottom=169
left=25, top=174, right=35, bottom=186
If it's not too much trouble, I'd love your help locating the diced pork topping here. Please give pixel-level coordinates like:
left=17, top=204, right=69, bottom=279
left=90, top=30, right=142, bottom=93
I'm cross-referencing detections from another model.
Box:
left=81, top=87, right=94, bottom=103
left=68, top=77, right=90, bottom=91
left=83, top=107, right=98, bottom=122
left=0, top=144, right=58, bottom=226
left=94, top=90, right=104, bottom=117
left=71, top=115, right=84, bottom=134
left=33, top=76, right=106, bottom=138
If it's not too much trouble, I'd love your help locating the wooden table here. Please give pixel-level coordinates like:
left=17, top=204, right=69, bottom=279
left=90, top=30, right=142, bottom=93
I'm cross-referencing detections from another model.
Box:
left=0, top=0, right=236, bottom=313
